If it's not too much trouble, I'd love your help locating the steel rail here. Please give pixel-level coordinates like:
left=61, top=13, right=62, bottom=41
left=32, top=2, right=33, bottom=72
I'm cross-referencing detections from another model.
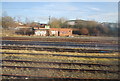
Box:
left=1, top=74, right=109, bottom=79
left=2, top=45, right=118, bottom=53
left=2, top=37, right=118, bottom=44
left=2, top=65, right=119, bottom=74
left=2, top=60, right=118, bottom=67
left=1, top=52, right=119, bottom=59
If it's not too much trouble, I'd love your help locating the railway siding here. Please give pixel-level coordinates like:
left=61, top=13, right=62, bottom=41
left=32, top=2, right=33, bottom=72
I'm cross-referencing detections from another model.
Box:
left=1, top=36, right=119, bottom=79
left=2, top=45, right=118, bottom=53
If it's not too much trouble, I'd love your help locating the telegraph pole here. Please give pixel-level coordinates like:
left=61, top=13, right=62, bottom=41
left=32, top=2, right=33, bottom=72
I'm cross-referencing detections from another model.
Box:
left=48, top=15, right=51, bottom=27
left=49, top=16, right=51, bottom=24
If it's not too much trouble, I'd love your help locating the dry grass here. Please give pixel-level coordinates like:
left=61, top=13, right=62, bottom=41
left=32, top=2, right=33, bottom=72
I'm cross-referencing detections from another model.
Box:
left=2, top=49, right=118, bottom=65
left=1, top=29, right=16, bottom=37
left=2, top=49, right=119, bottom=79
left=1, top=49, right=118, bottom=57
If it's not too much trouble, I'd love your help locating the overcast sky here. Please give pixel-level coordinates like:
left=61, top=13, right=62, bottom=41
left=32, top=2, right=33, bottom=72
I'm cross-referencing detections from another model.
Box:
left=2, top=2, right=118, bottom=23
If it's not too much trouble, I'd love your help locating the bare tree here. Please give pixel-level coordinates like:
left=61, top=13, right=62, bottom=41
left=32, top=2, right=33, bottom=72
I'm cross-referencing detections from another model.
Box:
left=16, top=16, right=22, bottom=23
left=80, top=27, right=89, bottom=35
left=30, top=22, right=38, bottom=27
left=49, top=17, right=67, bottom=28
left=2, top=16, right=17, bottom=29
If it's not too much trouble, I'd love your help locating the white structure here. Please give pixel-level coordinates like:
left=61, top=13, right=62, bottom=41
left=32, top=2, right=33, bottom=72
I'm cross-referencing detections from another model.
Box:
left=35, top=30, right=47, bottom=36
left=67, top=21, right=75, bottom=25
left=51, top=31, right=58, bottom=34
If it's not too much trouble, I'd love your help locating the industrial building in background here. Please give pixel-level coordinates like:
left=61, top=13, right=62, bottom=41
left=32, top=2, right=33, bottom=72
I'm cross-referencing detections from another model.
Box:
left=33, top=24, right=72, bottom=36
left=15, top=23, right=73, bottom=37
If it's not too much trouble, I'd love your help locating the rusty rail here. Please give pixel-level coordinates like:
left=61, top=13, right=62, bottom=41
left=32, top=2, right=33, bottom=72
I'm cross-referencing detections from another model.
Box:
left=2, top=37, right=118, bottom=44
left=2, top=65, right=119, bottom=74
left=2, top=45, right=118, bottom=53
left=2, top=60, right=118, bottom=67
left=1, top=52, right=119, bottom=59
left=2, top=74, right=109, bottom=79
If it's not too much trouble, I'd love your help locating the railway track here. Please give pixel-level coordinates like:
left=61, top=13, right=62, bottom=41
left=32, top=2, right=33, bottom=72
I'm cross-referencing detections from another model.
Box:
left=2, top=74, right=107, bottom=79
left=2, top=45, right=118, bottom=53
left=2, top=40, right=118, bottom=51
left=2, top=37, right=118, bottom=45
left=2, top=59, right=119, bottom=79
left=2, top=37, right=119, bottom=79
left=2, top=65, right=119, bottom=74
left=1, top=52, right=119, bottom=59
left=2, top=59, right=118, bottom=67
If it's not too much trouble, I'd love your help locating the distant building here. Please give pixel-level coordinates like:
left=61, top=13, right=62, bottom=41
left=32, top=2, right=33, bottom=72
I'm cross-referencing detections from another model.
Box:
left=15, top=21, right=24, bottom=26
left=101, top=22, right=118, bottom=28
left=67, top=21, right=75, bottom=25
left=34, top=28, right=49, bottom=36
left=66, top=19, right=86, bottom=25
left=33, top=26, right=72, bottom=36
left=50, top=28, right=72, bottom=36
left=15, top=25, right=34, bottom=36
left=15, top=25, right=32, bottom=31
left=33, top=24, right=50, bottom=36
left=15, top=22, right=73, bottom=36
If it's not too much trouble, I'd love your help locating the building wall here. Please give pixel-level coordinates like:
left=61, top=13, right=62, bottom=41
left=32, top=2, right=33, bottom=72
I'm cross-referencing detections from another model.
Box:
left=50, top=28, right=72, bottom=36
left=34, top=28, right=72, bottom=36
left=35, top=30, right=47, bottom=36
left=59, top=29, right=72, bottom=36
left=50, top=30, right=58, bottom=36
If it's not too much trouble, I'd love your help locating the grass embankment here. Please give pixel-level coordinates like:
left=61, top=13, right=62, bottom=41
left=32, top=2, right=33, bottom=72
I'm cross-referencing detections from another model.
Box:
left=1, top=49, right=118, bottom=56
left=2, top=49, right=119, bottom=64
left=2, top=49, right=119, bottom=79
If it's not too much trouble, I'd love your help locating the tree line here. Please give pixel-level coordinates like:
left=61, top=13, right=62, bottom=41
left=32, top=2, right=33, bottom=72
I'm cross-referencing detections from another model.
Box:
left=1, top=15, right=118, bottom=37
left=49, top=18, right=118, bottom=37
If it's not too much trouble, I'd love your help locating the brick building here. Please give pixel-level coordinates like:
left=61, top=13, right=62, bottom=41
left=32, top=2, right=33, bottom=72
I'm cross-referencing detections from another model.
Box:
left=33, top=24, right=72, bottom=36
left=49, top=28, right=72, bottom=36
left=34, top=27, right=49, bottom=36
left=15, top=23, right=73, bottom=36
